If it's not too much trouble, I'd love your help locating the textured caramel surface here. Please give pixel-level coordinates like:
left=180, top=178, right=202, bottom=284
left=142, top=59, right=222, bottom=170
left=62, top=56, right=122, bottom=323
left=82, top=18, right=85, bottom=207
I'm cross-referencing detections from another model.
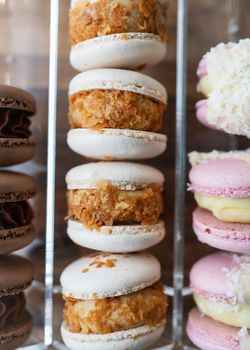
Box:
left=67, top=183, right=163, bottom=229
left=69, top=89, right=165, bottom=132
left=70, top=0, right=169, bottom=44
left=63, top=282, right=167, bottom=334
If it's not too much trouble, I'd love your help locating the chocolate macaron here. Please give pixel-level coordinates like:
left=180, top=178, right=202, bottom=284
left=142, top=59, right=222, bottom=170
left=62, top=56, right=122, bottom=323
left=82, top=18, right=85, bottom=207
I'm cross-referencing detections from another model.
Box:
left=0, top=171, right=36, bottom=255
left=0, top=85, right=36, bottom=166
left=0, top=254, right=33, bottom=350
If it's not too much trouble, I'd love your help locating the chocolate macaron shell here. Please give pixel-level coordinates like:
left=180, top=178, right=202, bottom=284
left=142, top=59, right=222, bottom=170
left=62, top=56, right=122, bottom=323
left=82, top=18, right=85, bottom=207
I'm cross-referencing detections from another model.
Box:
left=0, top=171, right=36, bottom=203
left=0, top=224, right=35, bottom=255
left=0, top=310, right=33, bottom=350
left=0, top=139, right=36, bottom=166
left=0, top=255, right=33, bottom=296
left=0, top=85, right=36, bottom=115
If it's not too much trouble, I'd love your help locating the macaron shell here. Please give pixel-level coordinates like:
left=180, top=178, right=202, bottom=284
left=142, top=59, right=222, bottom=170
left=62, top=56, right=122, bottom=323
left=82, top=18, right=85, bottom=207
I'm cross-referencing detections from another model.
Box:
left=0, top=138, right=35, bottom=166
left=69, top=68, right=167, bottom=104
left=186, top=308, right=240, bottom=350
left=0, top=171, right=36, bottom=203
left=0, top=310, right=33, bottom=350
left=193, top=207, right=250, bottom=254
left=0, top=85, right=36, bottom=114
left=67, top=129, right=167, bottom=160
left=70, top=33, right=167, bottom=72
left=0, top=224, right=35, bottom=255
left=61, top=321, right=165, bottom=350
left=0, top=255, right=33, bottom=296
left=195, top=99, right=219, bottom=130
left=67, top=219, right=166, bottom=253
left=61, top=252, right=161, bottom=299
left=189, top=158, right=250, bottom=198
left=66, top=161, right=164, bottom=190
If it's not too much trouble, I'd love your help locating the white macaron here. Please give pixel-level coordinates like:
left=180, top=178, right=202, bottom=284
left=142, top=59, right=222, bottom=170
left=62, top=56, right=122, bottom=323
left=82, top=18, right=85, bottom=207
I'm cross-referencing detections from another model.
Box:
left=67, top=128, right=167, bottom=160
left=70, top=33, right=167, bottom=72
left=69, top=68, right=167, bottom=105
left=61, top=252, right=166, bottom=350
left=67, top=219, right=166, bottom=252
left=66, top=161, right=164, bottom=190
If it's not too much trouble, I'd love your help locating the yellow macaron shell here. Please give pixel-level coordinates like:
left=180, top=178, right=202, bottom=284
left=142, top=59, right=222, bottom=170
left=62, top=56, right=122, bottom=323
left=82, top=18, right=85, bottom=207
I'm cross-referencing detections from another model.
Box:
left=194, top=192, right=250, bottom=223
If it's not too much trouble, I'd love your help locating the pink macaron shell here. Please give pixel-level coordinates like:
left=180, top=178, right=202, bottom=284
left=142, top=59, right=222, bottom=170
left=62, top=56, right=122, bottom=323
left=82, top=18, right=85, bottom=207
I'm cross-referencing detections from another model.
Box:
left=197, top=57, right=208, bottom=79
left=189, top=158, right=250, bottom=198
left=195, top=99, right=219, bottom=130
left=193, top=208, right=250, bottom=254
left=187, top=308, right=240, bottom=350
left=190, top=252, right=238, bottom=302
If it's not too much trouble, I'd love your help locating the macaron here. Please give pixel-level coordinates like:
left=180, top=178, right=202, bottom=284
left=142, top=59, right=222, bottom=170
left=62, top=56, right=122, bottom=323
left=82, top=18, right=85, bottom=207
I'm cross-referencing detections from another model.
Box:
left=67, top=129, right=167, bottom=160
left=0, top=85, right=36, bottom=166
left=188, top=152, right=250, bottom=223
left=186, top=307, right=246, bottom=350
left=193, top=207, right=250, bottom=254
left=66, top=161, right=164, bottom=230
left=196, top=39, right=250, bottom=138
left=69, top=0, right=168, bottom=71
left=0, top=171, right=36, bottom=255
left=60, top=252, right=167, bottom=350
left=69, top=69, right=167, bottom=132
left=190, top=252, right=250, bottom=328
left=0, top=255, right=33, bottom=350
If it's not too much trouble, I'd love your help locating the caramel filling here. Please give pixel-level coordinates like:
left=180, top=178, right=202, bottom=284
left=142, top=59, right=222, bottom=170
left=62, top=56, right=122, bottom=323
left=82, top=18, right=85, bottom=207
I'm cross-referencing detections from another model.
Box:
left=69, top=90, right=165, bottom=132
left=63, top=282, right=167, bottom=334
left=67, top=183, right=163, bottom=229
left=70, top=0, right=169, bottom=45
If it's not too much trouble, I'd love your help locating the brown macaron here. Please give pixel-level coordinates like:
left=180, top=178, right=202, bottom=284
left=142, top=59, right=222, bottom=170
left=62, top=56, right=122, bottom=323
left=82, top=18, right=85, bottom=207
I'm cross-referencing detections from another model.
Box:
left=0, top=85, right=36, bottom=166
left=0, top=255, right=33, bottom=349
left=0, top=171, right=36, bottom=255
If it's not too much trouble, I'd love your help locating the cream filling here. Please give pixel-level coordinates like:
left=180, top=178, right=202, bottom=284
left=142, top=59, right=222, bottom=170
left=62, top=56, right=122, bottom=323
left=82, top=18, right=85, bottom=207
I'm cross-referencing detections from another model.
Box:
left=194, top=192, right=250, bottom=223
left=194, top=294, right=250, bottom=328
left=197, top=75, right=215, bottom=97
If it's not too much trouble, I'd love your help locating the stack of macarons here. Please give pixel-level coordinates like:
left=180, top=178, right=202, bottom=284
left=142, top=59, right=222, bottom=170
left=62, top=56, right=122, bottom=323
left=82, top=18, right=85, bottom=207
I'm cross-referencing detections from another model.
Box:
left=195, top=39, right=250, bottom=138
left=187, top=40, right=250, bottom=348
left=61, top=1, right=169, bottom=349
left=0, top=85, right=37, bottom=349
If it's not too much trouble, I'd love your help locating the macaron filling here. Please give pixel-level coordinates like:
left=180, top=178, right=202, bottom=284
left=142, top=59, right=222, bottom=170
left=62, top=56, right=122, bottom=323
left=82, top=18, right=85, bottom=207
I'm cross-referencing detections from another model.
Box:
left=194, top=192, right=250, bottom=223
left=0, top=201, right=33, bottom=230
left=67, top=183, right=163, bottom=229
left=194, top=293, right=250, bottom=328
left=0, top=293, right=26, bottom=329
left=63, top=282, right=167, bottom=334
left=70, top=0, right=168, bottom=45
left=69, top=89, right=165, bottom=132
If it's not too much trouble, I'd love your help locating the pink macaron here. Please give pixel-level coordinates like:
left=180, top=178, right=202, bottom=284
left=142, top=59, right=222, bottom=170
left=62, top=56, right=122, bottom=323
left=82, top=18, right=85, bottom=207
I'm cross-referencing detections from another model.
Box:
left=187, top=308, right=242, bottom=350
left=195, top=99, right=219, bottom=131
left=189, top=158, right=250, bottom=199
left=193, top=207, right=250, bottom=254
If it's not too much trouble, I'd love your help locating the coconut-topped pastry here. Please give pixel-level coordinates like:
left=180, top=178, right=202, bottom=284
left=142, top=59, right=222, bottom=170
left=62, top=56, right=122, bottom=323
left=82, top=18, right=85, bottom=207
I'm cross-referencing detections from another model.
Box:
left=69, top=69, right=167, bottom=132
left=61, top=252, right=168, bottom=350
left=195, top=39, right=250, bottom=138
left=190, top=252, right=250, bottom=329
left=66, top=162, right=165, bottom=252
left=69, top=0, right=168, bottom=71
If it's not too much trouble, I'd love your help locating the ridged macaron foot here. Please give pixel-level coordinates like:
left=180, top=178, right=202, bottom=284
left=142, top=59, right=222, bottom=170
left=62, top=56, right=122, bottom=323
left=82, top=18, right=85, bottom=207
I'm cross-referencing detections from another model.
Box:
left=60, top=252, right=167, bottom=350
left=0, top=255, right=33, bottom=349
left=67, top=128, right=167, bottom=160
left=190, top=252, right=250, bottom=328
left=69, top=69, right=167, bottom=132
left=66, top=162, right=164, bottom=229
left=69, top=0, right=168, bottom=71
left=188, top=151, right=250, bottom=223
left=195, top=39, right=250, bottom=138
left=67, top=219, right=165, bottom=252
left=193, top=207, right=250, bottom=254
left=186, top=308, right=245, bottom=350
left=0, top=85, right=36, bottom=166
left=0, top=171, right=36, bottom=255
